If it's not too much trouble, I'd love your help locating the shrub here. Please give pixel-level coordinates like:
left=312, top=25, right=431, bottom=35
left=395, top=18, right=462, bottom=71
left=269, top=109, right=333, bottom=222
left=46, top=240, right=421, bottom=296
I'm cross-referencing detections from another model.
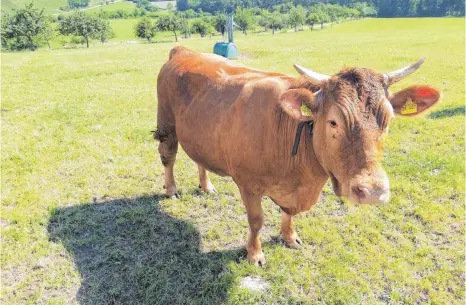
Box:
left=134, top=17, right=156, bottom=42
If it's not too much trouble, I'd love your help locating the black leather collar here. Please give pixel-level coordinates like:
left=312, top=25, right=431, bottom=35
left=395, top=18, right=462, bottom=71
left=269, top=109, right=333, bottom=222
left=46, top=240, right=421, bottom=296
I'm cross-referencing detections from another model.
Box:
left=291, top=120, right=313, bottom=156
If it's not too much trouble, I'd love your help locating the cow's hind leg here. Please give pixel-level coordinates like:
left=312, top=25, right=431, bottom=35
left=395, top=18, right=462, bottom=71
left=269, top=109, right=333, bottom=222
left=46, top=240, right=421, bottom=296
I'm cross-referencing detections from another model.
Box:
left=239, top=187, right=266, bottom=266
left=198, top=165, right=216, bottom=194
left=280, top=210, right=302, bottom=249
left=154, top=127, right=179, bottom=198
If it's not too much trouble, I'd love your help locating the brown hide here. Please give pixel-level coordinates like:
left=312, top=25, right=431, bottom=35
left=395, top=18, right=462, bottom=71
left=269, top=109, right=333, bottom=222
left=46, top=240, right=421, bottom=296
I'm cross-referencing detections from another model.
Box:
left=155, top=47, right=440, bottom=265
left=157, top=46, right=327, bottom=215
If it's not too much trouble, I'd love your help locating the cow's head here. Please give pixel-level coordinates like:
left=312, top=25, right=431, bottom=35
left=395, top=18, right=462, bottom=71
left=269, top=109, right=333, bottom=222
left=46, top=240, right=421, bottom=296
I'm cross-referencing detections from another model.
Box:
left=280, top=59, right=440, bottom=204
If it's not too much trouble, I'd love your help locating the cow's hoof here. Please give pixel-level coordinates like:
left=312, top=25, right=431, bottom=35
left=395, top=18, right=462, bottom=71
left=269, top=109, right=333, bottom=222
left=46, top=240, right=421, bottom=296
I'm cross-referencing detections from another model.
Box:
left=198, top=183, right=217, bottom=194
left=248, top=252, right=266, bottom=267
left=205, top=186, right=217, bottom=194
left=165, top=190, right=180, bottom=199
left=283, top=236, right=303, bottom=249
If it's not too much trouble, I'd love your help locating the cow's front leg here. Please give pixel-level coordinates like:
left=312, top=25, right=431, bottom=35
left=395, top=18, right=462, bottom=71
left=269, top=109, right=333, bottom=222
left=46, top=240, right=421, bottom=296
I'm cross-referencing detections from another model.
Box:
left=239, top=187, right=265, bottom=266
left=280, top=210, right=302, bottom=249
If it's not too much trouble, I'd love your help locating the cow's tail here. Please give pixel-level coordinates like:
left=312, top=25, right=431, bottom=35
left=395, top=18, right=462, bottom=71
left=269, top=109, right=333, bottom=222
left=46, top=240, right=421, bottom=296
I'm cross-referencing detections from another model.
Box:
left=152, top=128, right=165, bottom=142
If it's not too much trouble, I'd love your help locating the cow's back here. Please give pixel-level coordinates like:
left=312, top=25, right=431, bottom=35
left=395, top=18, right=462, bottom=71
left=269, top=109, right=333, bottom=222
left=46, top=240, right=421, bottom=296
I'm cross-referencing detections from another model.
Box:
left=156, top=47, right=295, bottom=179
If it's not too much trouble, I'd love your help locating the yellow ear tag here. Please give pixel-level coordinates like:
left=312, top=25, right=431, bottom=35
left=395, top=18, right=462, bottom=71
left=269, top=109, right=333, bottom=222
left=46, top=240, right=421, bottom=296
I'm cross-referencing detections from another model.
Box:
left=300, top=103, right=312, bottom=117
left=401, top=98, right=417, bottom=115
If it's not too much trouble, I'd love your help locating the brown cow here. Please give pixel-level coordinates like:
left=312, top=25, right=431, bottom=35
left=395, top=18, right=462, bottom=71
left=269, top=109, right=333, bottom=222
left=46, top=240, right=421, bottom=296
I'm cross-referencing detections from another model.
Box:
left=155, top=46, right=440, bottom=265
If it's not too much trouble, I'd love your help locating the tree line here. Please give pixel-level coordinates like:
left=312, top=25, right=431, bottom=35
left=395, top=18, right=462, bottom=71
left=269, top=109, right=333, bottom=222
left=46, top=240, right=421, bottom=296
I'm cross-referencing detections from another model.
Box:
left=1, top=3, right=113, bottom=50
left=134, top=2, right=368, bottom=42
left=176, top=0, right=464, bottom=17
left=0, top=1, right=373, bottom=51
left=1, top=0, right=463, bottom=51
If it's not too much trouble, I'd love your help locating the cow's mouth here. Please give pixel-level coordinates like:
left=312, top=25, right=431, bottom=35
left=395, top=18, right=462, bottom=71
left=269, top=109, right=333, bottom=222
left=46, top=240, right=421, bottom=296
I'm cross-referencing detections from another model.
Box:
left=329, top=172, right=342, bottom=197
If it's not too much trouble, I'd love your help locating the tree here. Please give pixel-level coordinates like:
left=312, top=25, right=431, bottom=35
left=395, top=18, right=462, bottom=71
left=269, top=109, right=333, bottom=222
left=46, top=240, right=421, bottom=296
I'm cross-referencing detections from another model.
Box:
left=134, top=17, right=156, bottom=42
left=1, top=11, right=10, bottom=49
left=59, top=11, right=109, bottom=48
left=176, top=0, right=189, bottom=11
left=135, top=0, right=157, bottom=12
left=280, top=2, right=294, bottom=13
left=326, top=4, right=339, bottom=23
left=352, top=2, right=377, bottom=17
left=180, top=18, right=191, bottom=38
left=38, top=17, right=57, bottom=49
left=213, top=13, right=227, bottom=38
left=1, top=2, right=49, bottom=51
left=94, top=18, right=114, bottom=43
left=183, top=9, right=198, bottom=18
left=262, top=11, right=284, bottom=34
left=306, top=12, right=321, bottom=31
left=320, top=11, right=330, bottom=29
left=191, top=19, right=210, bottom=37
left=258, top=10, right=270, bottom=31
left=348, top=8, right=361, bottom=19
left=68, top=0, right=89, bottom=9
left=234, top=6, right=253, bottom=35
left=288, top=5, right=306, bottom=31
left=70, top=35, right=86, bottom=47
left=157, top=14, right=182, bottom=41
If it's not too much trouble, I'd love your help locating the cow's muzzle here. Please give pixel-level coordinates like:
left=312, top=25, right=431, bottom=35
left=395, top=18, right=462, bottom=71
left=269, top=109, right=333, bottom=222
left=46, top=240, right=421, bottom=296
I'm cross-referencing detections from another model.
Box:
left=348, top=173, right=390, bottom=205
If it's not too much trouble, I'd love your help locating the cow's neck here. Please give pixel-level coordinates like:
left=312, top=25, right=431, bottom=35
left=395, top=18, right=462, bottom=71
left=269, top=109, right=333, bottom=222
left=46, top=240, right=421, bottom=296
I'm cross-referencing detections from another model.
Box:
left=276, top=112, right=329, bottom=185
left=271, top=117, right=329, bottom=213
left=295, top=124, right=328, bottom=180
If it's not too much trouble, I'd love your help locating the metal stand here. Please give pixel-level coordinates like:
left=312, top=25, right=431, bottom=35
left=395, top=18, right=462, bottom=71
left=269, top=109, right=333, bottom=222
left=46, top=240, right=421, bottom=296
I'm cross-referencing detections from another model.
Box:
left=213, top=14, right=238, bottom=59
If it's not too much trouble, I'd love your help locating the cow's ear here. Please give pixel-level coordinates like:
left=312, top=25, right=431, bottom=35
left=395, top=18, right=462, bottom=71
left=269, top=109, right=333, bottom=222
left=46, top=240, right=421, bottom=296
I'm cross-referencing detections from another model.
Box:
left=389, top=85, right=440, bottom=116
left=279, top=88, right=316, bottom=121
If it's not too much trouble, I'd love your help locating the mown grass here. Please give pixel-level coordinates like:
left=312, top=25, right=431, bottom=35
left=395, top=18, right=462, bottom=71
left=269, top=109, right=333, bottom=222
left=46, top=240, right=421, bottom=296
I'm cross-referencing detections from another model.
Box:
left=1, top=18, right=464, bottom=305
left=83, top=1, right=137, bottom=14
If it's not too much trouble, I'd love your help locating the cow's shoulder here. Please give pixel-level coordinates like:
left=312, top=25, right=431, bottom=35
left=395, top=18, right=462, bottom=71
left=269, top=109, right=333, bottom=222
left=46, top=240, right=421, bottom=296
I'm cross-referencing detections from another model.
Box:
left=168, top=46, right=191, bottom=60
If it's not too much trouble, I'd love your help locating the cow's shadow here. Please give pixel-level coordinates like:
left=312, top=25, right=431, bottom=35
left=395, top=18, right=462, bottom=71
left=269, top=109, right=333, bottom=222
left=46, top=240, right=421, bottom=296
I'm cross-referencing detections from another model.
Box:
left=48, top=195, right=245, bottom=305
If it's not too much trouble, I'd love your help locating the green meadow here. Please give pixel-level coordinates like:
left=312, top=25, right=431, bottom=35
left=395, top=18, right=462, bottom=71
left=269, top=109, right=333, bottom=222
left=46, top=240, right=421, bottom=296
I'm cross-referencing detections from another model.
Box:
left=1, top=0, right=132, bottom=14
left=1, top=0, right=66, bottom=12
left=1, top=18, right=464, bottom=304
left=84, top=1, right=137, bottom=13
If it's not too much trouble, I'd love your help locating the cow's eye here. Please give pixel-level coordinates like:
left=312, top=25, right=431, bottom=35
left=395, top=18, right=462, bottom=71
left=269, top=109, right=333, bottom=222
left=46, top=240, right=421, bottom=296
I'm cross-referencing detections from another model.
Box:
left=329, top=120, right=337, bottom=128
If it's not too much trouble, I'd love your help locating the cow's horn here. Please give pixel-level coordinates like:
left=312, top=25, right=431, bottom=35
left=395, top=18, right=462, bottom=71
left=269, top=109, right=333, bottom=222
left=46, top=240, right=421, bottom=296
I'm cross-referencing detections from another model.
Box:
left=294, top=64, right=330, bottom=83
left=384, top=57, right=426, bottom=86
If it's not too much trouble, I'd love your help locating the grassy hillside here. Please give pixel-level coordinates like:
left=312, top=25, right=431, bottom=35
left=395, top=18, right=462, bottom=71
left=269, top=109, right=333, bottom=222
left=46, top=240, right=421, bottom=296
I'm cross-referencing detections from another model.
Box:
left=85, top=1, right=136, bottom=13
left=1, top=18, right=464, bottom=305
left=1, top=0, right=66, bottom=12
left=1, top=0, right=134, bottom=14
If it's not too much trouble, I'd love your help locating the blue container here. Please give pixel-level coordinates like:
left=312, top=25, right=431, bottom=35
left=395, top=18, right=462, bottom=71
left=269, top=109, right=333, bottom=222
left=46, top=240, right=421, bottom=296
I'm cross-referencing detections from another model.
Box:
left=213, top=42, right=238, bottom=59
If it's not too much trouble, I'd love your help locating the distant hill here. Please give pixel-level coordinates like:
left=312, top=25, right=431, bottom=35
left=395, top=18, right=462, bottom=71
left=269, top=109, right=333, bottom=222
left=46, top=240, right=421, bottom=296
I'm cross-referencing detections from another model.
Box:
left=2, top=0, right=67, bottom=13
left=152, top=1, right=176, bottom=10
left=1, top=0, right=137, bottom=14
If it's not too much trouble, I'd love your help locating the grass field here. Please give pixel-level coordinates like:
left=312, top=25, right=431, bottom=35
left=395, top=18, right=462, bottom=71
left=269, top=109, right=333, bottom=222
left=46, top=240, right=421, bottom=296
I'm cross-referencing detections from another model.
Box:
left=47, top=19, right=177, bottom=49
left=1, top=0, right=135, bottom=14
left=1, top=18, right=464, bottom=305
left=1, top=0, right=66, bottom=12
left=84, top=1, right=136, bottom=14
left=109, top=18, right=181, bottom=41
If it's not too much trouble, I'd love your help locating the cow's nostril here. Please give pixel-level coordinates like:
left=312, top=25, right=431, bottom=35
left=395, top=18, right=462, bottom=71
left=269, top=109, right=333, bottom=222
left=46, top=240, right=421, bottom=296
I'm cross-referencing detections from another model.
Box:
left=353, top=186, right=369, bottom=201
